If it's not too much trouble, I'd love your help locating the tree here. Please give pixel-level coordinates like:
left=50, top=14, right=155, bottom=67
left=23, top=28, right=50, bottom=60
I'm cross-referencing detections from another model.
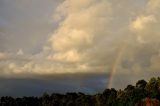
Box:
left=136, top=80, right=147, bottom=89
left=124, top=84, right=135, bottom=92
left=40, top=92, right=51, bottom=106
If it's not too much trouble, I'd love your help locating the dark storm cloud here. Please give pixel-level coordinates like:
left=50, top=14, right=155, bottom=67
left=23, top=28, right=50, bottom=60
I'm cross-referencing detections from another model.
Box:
left=0, top=73, right=108, bottom=97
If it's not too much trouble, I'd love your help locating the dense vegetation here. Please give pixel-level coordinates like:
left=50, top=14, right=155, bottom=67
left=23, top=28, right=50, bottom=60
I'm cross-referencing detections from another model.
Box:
left=1, top=77, right=160, bottom=106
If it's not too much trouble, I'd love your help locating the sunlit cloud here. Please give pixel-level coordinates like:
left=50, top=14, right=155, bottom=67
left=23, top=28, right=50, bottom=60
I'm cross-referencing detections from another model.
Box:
left=0, top=52, right=7, bottom=60
left=1, top=0, right=160, bottom=89
left=130, top=15, right=156, bottom=32
left=17, top=49, right=24, bottom=56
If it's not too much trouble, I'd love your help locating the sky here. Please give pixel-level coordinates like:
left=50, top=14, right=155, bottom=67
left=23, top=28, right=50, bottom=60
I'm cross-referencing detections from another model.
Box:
left=1, top=0, right=160, bottom=96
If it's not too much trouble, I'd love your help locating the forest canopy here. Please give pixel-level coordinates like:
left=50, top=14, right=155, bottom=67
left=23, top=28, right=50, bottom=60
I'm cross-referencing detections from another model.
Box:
left=0, top=77, right=160, bottom=106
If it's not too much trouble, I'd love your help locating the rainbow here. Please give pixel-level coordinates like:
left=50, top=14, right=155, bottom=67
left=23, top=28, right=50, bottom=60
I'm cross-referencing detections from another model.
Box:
left=107, top=45, right=126, bottom=88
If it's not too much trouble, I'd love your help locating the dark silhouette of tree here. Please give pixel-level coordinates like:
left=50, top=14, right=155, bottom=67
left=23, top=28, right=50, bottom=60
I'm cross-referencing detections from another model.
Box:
left=136, top=80, right=147, bottom=89
left=0, top=77, right=160, bottom=106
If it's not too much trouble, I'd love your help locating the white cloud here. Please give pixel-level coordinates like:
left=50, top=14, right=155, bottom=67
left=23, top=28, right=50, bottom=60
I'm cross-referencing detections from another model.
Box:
left=130, top=15, right=156, bottom=32
left=147, top=0, right=160, bottom=13
left=17, top=49, right=24, bottom=55
left=48, top=50, right=81, bottom=62
left=48, top=0, right=113, bottom=73
left=1, top=0, right=160, bottom=89
left=50, top=0, right=111, bottom=52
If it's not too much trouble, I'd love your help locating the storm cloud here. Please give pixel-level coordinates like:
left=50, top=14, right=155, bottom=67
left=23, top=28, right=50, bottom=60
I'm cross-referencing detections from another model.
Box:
left=1, top=0, right=160, bottom=93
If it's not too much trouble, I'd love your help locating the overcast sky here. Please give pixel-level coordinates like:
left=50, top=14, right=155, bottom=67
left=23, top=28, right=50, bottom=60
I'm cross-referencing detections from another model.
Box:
left=1, top=0, right=160, bottom=96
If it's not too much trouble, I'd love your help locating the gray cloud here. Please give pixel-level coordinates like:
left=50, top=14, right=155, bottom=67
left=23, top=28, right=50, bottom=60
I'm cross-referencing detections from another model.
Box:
left=0, top=0, right=61, bottom=53
left=0, top=0, right=160, bottom=92
left=0, top=74, right=107, bottom=97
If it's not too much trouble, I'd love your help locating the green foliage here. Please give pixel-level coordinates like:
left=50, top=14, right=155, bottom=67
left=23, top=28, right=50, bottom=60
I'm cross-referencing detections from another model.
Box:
left=0, top=77, right=160, bottom=106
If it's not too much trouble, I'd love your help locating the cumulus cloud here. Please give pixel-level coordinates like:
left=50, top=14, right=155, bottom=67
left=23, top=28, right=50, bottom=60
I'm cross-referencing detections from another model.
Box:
left=130, top=15, right=156, bottom=43
left=50, top=0, right=111, bottom=51
left=1, top=0, right=160, bottom=90
left=1, top=0, right=147, bottom=78
left=111, top=0, right=160, bottom=88
left=130, top=15, right=156, bottom=32
left=17, top=49, right=24, bottom=55
left=48, top=0, right=114, bottom=73
left=48, top=50, right=81, bottom=62
left=147, top=0, right=160, bottom=13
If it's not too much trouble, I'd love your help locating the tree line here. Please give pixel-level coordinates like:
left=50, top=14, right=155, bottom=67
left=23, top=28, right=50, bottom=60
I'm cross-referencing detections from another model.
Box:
left=0, top=77, right=160, bottom=106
